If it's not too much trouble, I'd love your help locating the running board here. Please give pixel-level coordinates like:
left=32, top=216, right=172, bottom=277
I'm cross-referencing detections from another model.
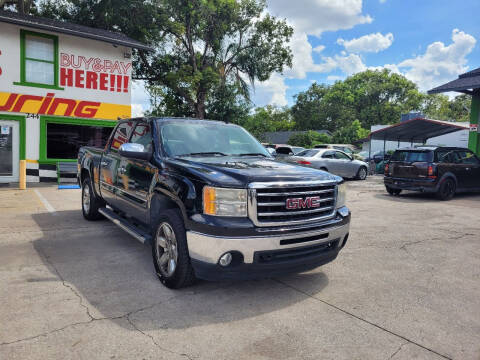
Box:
left=99, top=207, right=151, bottom=244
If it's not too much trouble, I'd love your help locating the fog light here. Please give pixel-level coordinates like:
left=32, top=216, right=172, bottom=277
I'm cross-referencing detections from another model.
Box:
left=337, top=206, right=350, bottom=217
left=219, top=253, right=232, bottom=267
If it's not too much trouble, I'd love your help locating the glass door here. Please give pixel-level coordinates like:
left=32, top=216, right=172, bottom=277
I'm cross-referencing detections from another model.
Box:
left=0, top=120, right=19, bottom=183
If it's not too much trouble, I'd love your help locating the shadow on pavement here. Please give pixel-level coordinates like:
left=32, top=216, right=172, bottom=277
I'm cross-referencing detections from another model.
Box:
left=373, top=191, right=480, bottom=203
left=31, top=210, right=330, bottom=331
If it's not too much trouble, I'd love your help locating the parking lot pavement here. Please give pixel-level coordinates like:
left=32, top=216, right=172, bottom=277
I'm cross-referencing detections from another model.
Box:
left=0, top=180, right=479, bottom=360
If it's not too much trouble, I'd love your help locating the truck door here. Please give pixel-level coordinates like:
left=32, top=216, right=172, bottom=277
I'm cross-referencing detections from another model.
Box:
left=99, top=121, right=134, bottom=209
left=115, top=121, right=155, bottom=224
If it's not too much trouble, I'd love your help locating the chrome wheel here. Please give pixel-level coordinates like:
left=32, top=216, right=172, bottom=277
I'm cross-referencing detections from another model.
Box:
left=358, top=167, right=367, bottom=180
left=155, top=223, right=178, bottom=277
left=82, top=184, right=90, bottom=213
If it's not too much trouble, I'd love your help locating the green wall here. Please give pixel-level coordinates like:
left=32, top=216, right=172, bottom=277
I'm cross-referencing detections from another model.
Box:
left=469, top=93, right=480, bottom=156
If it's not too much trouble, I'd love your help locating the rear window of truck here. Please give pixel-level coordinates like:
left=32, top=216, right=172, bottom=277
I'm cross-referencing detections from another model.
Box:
left=390, top=150, right=433, bottom=162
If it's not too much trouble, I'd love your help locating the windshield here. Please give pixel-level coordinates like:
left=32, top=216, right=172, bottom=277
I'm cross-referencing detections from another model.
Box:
left=160, top=121, right=270, bottom=157
left=391, top=150, right=433, bottom=162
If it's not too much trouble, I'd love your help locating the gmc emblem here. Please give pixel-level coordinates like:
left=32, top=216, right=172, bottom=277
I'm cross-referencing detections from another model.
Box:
left=286, top=196, right=321, bottom=210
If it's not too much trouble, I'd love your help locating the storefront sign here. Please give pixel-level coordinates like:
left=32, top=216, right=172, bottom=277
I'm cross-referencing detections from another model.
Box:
left=60, top=54, right=131, bottom=92
left=0, top=91, right=130, bottom=120
left=470, top=124, right=478, bottom=132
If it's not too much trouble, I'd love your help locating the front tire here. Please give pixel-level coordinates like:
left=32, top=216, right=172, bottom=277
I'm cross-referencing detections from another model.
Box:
left=152, top=209, right=196, bottom=289
left=82, top=177, right=104, bottom=220
left=356, top=166, right=368, bottom=180
left=436, top=178, right=456, bottom=201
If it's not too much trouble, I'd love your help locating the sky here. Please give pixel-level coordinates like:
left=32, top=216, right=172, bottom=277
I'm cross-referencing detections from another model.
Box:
left=131, top=0, right=480, bottom=116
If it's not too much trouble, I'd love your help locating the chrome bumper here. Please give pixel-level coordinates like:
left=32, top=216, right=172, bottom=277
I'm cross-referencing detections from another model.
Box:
left=187, top=207, right=350, bottom=264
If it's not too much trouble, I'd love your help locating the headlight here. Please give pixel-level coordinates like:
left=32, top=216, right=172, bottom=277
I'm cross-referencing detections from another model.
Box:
left=336, top=182, right=346, bottom=208
left=203, top=186, right=247, bottom=217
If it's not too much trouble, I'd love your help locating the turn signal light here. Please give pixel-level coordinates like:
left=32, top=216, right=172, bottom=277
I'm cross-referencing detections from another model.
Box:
left=297, top=160, right=311, bottom=165
left=428, top=165, right=436, bottom=179
left=203, top=186, right=216, bottom=215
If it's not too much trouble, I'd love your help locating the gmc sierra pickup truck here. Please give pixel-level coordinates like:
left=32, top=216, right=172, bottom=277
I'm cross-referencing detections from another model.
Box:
left=78, top=118, right=350, bottom=288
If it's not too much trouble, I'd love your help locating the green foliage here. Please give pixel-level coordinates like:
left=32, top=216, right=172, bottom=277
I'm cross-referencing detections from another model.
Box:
left=239, top=105, right=294, bottom=140
left=422, top=94, right=471, bottom=122
left=288, top=131, right=331, bottom=148
left=331, top=120, right=369, bottom=144
left=34, top=0, right=293, bottom=119
left=292, top=69, right=424, bottom=132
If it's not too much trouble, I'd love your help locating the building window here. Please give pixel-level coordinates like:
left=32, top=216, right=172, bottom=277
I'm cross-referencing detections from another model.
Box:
left=46, top=122, right=113, bottom=160
left=16, top=30, right=61, bottom=89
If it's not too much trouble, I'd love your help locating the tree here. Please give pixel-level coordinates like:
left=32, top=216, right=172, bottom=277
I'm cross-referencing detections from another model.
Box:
left=34, top=0, right=293, bottom=119
left=291, top=70, right=424, bottom=133
left=288, top=131, right=331, bottom=148
left=331, top=119, right=369, bottom=144
left=422, top=93, right=471, bottom=122
left=238, top=105, right=294, bottom=140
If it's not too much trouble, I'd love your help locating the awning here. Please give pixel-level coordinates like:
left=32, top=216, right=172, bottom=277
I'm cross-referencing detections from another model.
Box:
left=368, top=118, right=469, bottom=142
left=428, top=67, right=480, bottom=94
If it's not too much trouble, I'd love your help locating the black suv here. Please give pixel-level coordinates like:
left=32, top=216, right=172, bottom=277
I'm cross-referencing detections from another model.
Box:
left=384, top=146, right=480, bottom=200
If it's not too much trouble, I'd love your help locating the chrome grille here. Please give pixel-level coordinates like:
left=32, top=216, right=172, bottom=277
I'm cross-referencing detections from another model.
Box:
left=248, top=181, right=337, bottom=227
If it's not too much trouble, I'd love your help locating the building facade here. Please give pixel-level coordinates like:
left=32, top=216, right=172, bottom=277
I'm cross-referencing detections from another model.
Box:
left=0, top=10, right=150, bottom=183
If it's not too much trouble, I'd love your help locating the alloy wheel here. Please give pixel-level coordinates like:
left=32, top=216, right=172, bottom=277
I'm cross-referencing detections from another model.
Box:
left=82, top=185, right=90, bottom=213
left=155, top=223, right=178, bottom=277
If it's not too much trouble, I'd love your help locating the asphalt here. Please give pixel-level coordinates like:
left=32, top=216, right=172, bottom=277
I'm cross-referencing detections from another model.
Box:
left=0, top=177, right=479, bottom=359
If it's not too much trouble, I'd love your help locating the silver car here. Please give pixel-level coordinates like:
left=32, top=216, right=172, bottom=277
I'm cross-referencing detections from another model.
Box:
left=288, top=148, right=369, bottom=180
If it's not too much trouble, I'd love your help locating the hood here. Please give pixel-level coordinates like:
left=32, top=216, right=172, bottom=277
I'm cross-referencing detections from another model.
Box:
left=165, top=156, right=341, bottom=187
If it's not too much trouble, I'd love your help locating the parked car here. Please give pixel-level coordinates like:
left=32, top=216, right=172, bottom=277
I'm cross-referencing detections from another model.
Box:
left=314, top=144, right=356, bottom=156
left=287, top=148, right=369, bottom=180
left=275, top=145, right=305, bottom=155
left=78, top=118, right=350, bottom=288
left=364, top=151, right=391, bottom=164
left=384, top=146, right=480, bottom=200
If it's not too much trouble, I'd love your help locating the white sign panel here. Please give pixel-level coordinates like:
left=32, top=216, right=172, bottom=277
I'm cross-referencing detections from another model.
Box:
left=1, top=125, right=10, bottom=135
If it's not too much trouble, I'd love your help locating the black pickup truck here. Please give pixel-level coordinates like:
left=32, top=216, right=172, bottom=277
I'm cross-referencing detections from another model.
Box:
left=78, top=118, right=350, bottom=288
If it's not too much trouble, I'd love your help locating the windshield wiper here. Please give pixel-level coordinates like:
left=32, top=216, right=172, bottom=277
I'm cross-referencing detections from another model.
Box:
left=178, top=152, right=227, bottom=157
left=237, top=153, right=268, bottom=157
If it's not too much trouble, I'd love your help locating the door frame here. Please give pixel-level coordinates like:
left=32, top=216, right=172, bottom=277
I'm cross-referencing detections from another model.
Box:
left=0, top=114, right=26, bottom=183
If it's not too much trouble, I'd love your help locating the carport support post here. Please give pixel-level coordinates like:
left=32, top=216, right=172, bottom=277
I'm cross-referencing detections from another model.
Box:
left=469, top=92, right=480, bottom=156
left=383, top=137, right=386, bottom=162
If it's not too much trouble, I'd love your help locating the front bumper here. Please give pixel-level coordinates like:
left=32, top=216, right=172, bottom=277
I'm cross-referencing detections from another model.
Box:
left=187, top=207, right=350, bottom=280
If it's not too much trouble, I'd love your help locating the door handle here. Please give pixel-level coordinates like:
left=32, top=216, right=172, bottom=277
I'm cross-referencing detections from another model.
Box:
left=118, top=167, right=126, bottom=174
left=100, top=161, right=108, bottom=166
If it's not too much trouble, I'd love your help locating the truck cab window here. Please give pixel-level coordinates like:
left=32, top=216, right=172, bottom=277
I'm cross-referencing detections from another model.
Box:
left=130, top=123, right=152, bottom=152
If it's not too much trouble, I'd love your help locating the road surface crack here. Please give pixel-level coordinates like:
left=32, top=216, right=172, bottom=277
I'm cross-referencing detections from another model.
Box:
left=274, top=279, right=452, bottom=360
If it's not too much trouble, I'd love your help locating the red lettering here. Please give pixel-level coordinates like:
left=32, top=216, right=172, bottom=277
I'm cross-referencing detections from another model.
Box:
left=103, top=60, right=112, bottom=73
left=12, top=95, right=43, bottom=112
left=0, top=93, right=18, bottom=111
left=70, top=54, right=81, bottom=68
left=75, top=69, right=85, bottom=88
left=116, top=75, right=122, bottom=92
left=82, top=56, right=94, bottom=70
left=60, top=53, right=70, bottom=67
left=110, top=74, right=116, bottom=91
left=99, top=73, right=108, bottom=91
left=111, top=61, right=121, bottom=74
left=120, top=62, right=132, bottom=74
left=123, top=76, right=128, bottom=93
left=47, top=98, right=76, bottom=116
left=38, top=93, right=55, bottom=114
left=86, top=71, right=98, bottom=89
left=60, top=68, right=73, bottom=87
left=74, top=101, right=100, bottom=118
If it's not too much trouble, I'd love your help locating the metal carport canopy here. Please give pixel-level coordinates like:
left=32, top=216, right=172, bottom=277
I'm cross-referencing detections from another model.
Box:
left=368, top=117, right=469, bottom=143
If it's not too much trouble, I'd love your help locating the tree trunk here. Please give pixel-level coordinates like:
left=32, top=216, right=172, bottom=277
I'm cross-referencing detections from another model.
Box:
left=195, top=102, right=205, bottom=119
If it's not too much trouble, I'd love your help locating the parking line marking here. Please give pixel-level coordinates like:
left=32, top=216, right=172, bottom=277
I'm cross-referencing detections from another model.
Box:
left=34, top=189, right=57, bottom=215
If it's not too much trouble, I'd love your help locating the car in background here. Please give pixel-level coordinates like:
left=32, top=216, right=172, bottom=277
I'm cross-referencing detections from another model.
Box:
left=384, top=146, right=480, bottom=200
left=275, top=145, right=305, bottom=157
left=363, top=151, right=391, bottom=164
left=314, top=144, right=356, bottom=155
left=287, top=148, right=369, bottom=180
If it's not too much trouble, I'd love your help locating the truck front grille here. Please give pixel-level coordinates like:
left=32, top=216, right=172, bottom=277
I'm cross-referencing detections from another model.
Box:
left=248, top=181, right=337, bottom=227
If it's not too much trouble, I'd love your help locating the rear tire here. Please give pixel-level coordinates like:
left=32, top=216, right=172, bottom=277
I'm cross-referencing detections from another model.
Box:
left=81, top=177, right=104, bottom=220
left=151, top=209, right=196, bottom=289
left=436, top=178, right=456, bottom=201
left=356, top=166, right=368, bottom=180
left=386, top=186, right=402, bottom=196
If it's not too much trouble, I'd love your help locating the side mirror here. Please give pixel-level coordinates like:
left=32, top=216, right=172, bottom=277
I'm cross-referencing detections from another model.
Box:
left=119, top=143, right=151, bottom=161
